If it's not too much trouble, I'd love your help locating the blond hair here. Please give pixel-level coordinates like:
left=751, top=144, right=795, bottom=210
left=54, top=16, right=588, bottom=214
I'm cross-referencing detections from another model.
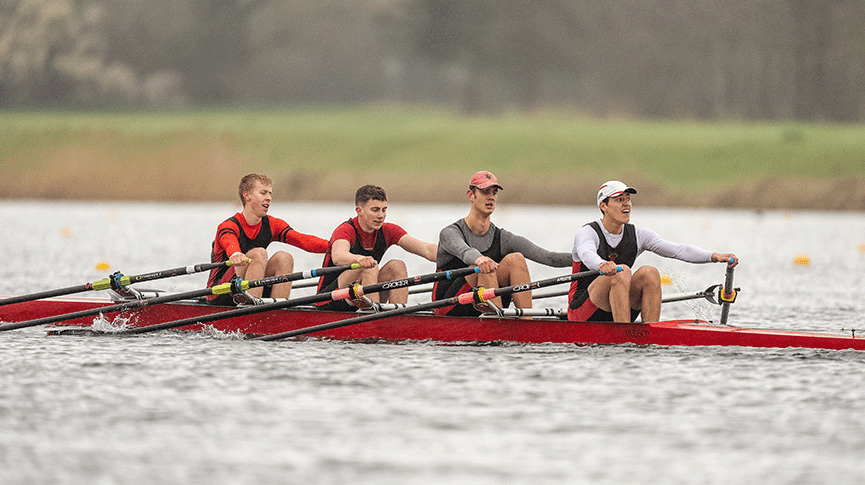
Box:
left=238, top=174, right=273, bottom=205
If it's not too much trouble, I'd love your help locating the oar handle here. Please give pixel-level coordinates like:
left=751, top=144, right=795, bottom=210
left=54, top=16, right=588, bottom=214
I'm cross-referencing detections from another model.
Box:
left=123, top=266, right=481, bottom=335
left=259, top=267, right=612, bottom=341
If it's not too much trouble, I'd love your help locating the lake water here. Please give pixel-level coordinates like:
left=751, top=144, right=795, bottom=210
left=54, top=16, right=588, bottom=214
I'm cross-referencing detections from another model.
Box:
left=1, top=200, right=865, bottom=484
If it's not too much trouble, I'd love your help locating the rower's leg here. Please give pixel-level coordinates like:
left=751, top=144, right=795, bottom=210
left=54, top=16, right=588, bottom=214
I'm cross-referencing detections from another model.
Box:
left=337, top=265, right=381, bottom=302
left=242, top=248, right=269, bottom=297
left=265, top=251, right=294, bottom=299
left=630, top=266, right=661, bottom=322
left=377, top=259, right=408, bottom=303
left=495, top=253, right=531, bottom=309
left=587, top=264, right=633, bottom=322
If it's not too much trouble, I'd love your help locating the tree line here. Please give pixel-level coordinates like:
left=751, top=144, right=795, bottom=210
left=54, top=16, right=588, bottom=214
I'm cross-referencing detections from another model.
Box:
left=2, top=0, right=863, bottom=121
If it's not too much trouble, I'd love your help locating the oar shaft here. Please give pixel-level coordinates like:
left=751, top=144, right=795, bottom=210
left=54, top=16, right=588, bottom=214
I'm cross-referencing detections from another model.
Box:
left=0, top=284, right=94, bottom=307
left=119, top=261, right=227, bottom=286
left=719, top=262, right=736, bottom=325
left=0, top=261, right=229, bottom=308
left=124, top=267, right=481, bottom=335
left=288, top=280, right=432, bottom=295
left=0, top=264, right=358, bottom=332
left=661, top=290, right=715, bottom=304
left=259, top=268, right=606, bottom=341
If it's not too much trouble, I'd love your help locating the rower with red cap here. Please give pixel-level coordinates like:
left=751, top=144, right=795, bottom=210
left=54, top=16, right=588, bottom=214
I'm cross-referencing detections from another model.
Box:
left=568, top=180, right=739, bottom=323
left=434, top=171, right=571, bottom=317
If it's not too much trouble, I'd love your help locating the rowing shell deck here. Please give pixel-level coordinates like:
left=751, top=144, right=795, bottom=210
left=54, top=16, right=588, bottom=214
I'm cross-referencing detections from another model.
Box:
left=2, top=297, right=864, bottom=351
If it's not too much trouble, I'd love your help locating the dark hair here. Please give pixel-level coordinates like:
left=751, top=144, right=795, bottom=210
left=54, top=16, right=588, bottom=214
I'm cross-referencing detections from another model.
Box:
left=238, top=174, right=273, bottom=205
left=355, top=185, right=387, bottom=206
left=599, top=196, right=609, bottom=214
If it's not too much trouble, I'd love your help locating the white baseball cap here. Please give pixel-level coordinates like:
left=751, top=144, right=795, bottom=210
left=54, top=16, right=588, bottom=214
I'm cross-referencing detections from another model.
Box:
left=597, top=180, right=637, bottom=206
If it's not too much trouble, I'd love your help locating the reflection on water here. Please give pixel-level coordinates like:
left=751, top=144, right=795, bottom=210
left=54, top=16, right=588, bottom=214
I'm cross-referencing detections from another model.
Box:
left=1, top=201, right=865, bottom=484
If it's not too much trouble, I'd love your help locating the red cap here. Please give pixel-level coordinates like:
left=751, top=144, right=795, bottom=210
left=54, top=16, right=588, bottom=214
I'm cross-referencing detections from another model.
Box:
left=469, top=171, right=503, bottom=190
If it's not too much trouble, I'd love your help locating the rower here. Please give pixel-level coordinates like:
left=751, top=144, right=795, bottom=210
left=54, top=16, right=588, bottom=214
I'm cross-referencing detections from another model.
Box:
left=315, top=185, right=438, bottom=311
left=568, top=180, right=738, bottom=323
left=207, top=174, right=329, bottom=305
left=433, top=170, right=571, bottom=318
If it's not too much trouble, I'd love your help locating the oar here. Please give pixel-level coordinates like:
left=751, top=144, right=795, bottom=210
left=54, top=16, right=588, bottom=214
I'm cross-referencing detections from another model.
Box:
left=291, top=280, right=433, bottom=295
left=662, top=285, right=721, bottom=304
left=0, top=264, right=359, bottom=332
left=258, top=267, right=618, bottom=342
left=528, top=285, right=721, bottom=320
left=0, top=261, right=236, bottom=307
left=121, top=267, right=481, bottom=335
left=718, top=260, right=737, bottom=325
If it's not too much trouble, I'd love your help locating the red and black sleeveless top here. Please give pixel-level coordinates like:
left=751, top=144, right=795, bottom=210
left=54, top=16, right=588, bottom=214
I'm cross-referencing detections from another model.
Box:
left=316, top=219, right=388, bottom=293
left=207, top=215, right=275, bottom=287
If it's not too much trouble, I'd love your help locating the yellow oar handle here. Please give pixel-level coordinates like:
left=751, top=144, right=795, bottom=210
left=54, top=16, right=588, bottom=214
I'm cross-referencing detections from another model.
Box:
left=226, top=258, right=251, bottom=267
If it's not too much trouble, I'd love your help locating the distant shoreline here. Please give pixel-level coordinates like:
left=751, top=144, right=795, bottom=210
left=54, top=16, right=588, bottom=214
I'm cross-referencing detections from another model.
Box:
left=2, top=176, right=863, bottom=212
left=3, top=108, right=863, bottom=211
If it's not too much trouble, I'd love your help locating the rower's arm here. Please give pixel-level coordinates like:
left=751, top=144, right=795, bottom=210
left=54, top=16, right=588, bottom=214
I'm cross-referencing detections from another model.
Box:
left=438, top=224, right=483, bottom=266
left=501, top=230, right=571, bottom=267
left=330, top=239, right=374, bottom=266
left=397, top=234, right=438, bottom=262
left=572, top=225, right=606, bottom=271
left=637, top=227, right=713, bottom=263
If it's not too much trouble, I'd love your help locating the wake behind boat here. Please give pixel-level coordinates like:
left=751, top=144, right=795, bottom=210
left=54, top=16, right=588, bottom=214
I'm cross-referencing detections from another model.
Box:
left=2, top=293, right=864, bottom=351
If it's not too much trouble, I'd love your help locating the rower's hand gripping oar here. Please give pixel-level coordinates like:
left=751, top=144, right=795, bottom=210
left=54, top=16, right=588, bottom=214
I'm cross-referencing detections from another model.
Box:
left=0, top=264, right=359, bottom=332
left=0, top=260, right=241, bottom=308
left=258, top=267, right=620, bottom=342
left=121, top=267, right=482, bottom=335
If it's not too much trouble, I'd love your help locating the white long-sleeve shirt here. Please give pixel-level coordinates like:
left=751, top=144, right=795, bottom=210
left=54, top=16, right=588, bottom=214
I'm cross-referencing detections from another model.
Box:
left=572, top=220, right=712, bottom=271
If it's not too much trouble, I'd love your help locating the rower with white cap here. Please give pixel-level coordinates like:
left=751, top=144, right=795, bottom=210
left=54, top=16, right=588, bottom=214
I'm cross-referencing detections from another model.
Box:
left=568, top=180, right=738, bottom=323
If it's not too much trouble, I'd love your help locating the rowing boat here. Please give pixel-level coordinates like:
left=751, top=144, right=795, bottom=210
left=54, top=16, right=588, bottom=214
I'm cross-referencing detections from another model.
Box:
left=3, top=296, right=864, bottom=351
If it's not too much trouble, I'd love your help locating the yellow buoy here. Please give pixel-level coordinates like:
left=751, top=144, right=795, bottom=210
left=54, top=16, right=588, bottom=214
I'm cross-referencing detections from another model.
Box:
left=660, top=274, right=673, bottom=285
left=61, top=227, right=72, bottom=238
left=794, top=254, right=810, bottom=266
left=95, top=261, right=112, bottom=271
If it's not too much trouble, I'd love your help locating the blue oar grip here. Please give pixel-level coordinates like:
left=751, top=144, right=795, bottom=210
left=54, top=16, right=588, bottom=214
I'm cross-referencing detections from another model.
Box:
left=230, top=278, right=246, bottom=295
left=109, top=272, right=127, bottom=291
left=728, top=257, right=735, bottom=265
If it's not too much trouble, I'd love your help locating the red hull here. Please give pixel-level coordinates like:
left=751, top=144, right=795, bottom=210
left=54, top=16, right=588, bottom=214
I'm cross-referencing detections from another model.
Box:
left=2, top=297, right=864, bottom=351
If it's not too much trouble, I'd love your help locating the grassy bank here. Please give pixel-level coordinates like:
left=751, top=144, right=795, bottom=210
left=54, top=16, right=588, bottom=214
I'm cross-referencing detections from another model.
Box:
left=2, top=107, right=864, bottom=210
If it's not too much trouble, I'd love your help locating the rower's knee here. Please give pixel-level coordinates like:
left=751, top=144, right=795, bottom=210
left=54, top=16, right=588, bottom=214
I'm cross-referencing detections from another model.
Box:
left=246, top=247, right=268, bottom=263
left=612, top=264, right=632, bottom=284
left=499, top=252, right=529, bottom=283
left=633, top=266, right=660, bottom=289
left=500, top=252, right=528, bottom=270
left=269, top=251, right=294, bottom=272
left=380, top=259, right=407, bottom=279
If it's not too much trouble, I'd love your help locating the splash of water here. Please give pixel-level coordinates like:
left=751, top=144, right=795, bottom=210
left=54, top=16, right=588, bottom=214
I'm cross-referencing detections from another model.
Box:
left=194, top=325, right=246, bottom=340
left=669, top=271, right=714, bottom=323
left=89, top=313, right=133, bottom=333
